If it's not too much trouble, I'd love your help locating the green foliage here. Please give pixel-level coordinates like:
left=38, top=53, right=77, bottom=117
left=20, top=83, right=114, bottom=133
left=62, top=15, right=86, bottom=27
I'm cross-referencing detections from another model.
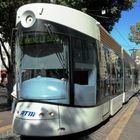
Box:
left=0, top=0, right=24, bottom=43
left=83, top=0, right=136, bottom=31
left=0, top=0, right=136, bottom=43
left=129, top=22, right=140, bottom=45
left=51, top=0, right=136, bottom=31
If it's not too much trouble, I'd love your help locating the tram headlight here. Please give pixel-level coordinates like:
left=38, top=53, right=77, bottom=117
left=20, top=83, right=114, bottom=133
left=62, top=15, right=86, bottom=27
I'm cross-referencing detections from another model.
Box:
left=21, top=11, right=36, bottom=28
left=49, top=112, right=55, bottom=117
left=39, top=111, right=55, bottom=118
left=39, top=112, right=45, bottom=118
left=26, top=15, right=34, bottom=24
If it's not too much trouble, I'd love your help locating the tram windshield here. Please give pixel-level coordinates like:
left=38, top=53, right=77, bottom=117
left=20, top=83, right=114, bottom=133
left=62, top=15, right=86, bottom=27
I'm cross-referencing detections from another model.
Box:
left=16, top=31, right=69, bottom=104
left=16, top=28, right=98, bottom=106
left=19, top=32, right=68, bottom=73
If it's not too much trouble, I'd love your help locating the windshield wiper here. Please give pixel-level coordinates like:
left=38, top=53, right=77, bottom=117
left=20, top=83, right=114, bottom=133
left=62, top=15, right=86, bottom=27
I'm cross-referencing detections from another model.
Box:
left=44, top=23, right=65, bottom=69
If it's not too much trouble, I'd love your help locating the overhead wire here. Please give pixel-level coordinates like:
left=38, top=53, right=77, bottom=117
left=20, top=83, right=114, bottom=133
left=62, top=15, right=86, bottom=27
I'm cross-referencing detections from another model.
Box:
left=112, top=26, right=140, bottom=57
left=113, top=27, right=132, bottom=48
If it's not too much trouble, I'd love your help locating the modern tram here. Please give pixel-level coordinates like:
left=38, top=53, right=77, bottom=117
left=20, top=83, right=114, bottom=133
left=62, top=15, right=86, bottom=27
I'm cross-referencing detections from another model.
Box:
left=12, top=3, right=139, bottom=137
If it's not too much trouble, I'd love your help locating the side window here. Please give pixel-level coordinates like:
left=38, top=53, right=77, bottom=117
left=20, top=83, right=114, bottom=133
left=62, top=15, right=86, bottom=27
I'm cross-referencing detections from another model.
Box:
left=73, top=39, right=82, bottom=63
left=103, top=46, right=111, bottom=96
left=72, top=37, right=97, bottom=106
left=72, top=38, right=97, bottom=85
left=98, top=44, right=111, bottom=100
left=124, top=62, right=132, bottom=91
left=110, top=51, right=123, bottom=95
left=117, top=57, right=123, bottom=78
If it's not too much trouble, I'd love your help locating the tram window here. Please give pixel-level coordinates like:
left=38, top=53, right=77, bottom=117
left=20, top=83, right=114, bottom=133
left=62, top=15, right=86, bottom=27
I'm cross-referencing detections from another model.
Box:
left=21, top=69, right=68, bottom=81
left=73, top=39, right=82, bottom=63
left=101, top=45, right=111, bottom=97
left=74, top=71, right=88, bottom=85
left=20, top=33, right=69, bottom=70
left=83, top=42, right=95, bottom=64
left=124, top=62, right=132, bottom=91
left=72, top=37, right=97, bottom=84
left=22, top=43, right=63, bottom=57
left=72, top=37, right=97, bottom=106
left=125, top=63, right=131, bottom=78
left=72, top=38, right=96, bottom=64
left=116, top=58, right=123, bottom=78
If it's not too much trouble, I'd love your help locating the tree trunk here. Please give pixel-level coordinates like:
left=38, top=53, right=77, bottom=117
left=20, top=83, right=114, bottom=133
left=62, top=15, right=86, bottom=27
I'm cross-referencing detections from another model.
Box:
left=7, top=69, right=15, bottom=107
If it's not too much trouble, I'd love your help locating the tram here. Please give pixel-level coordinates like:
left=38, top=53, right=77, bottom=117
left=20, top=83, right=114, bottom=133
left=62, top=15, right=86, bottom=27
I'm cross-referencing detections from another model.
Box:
left=12, top=3, right=139, bottom=137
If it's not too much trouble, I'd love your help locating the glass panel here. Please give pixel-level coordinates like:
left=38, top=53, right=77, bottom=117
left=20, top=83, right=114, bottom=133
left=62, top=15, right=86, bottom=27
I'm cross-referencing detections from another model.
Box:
left=110, top=50, right=123, bottom=95
left=102, top=45, right=111, bottom=97
left=97, top=44, right=111, bottom=102
left=19, top=32, right=67, bottom=71
left=72, top=37, right=97, bottom=106
left=124, top=62, right=132, bottom=91
left=16, top=32, right=70, bottom=104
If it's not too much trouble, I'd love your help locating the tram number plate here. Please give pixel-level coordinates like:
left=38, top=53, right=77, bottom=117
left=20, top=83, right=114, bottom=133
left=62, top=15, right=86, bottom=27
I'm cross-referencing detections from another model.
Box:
left=20, top=110, right=36, bottom=117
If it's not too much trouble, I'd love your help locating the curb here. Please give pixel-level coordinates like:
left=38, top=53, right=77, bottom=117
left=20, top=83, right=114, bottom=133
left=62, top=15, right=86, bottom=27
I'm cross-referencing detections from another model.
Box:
left=0, top=135, right=20, bottom=140
left=0, top=125, right=19, bottom=140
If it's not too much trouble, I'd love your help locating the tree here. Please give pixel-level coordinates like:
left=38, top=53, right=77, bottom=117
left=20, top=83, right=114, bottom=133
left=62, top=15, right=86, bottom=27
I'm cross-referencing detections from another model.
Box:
left=0, top=0, right=136, bottom=105
left=128, top=22, right=140, bottom=45
left=52, top=0, right=136, bottom=31
left=0, top=0, right=25, bottom=105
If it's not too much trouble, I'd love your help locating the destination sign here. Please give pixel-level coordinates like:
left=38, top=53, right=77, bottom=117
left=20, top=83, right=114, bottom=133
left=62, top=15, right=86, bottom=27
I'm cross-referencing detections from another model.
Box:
left=19, top=33, right=59, bottom=46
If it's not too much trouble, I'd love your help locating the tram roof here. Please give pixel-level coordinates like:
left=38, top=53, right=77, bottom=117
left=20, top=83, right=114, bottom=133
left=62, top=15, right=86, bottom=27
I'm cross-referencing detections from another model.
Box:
left=16, top=3, right=100, bottom=41
left=99, top=24, right=135, bottom=65
left=99, top=24, right=122, bottom=55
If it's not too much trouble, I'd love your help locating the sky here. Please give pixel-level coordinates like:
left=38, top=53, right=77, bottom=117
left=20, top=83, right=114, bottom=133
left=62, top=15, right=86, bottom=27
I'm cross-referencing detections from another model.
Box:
left=111, top=0, right=140, bottom=55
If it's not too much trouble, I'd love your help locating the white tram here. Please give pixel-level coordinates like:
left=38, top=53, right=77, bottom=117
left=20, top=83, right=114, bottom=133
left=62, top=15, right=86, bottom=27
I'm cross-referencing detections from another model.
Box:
left=12, top=3, right=139, bottom=137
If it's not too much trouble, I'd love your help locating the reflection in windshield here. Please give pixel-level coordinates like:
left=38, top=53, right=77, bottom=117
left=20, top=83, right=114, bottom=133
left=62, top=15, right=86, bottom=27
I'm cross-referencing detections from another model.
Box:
left=22, top=43, right=63, bottom=57
left=16, top=31, right=70, bottom=104
left=18, top=32, right=69, bottom=81
left=22, top=69, right=68, bottom=81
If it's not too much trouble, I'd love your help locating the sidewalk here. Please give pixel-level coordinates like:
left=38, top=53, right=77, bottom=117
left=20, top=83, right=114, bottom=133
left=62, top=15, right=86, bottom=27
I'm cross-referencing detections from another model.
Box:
left=118, top=95, right=140, bottom=140
left=0, top=87, right=16, bottom=139
left=0, top=111, right=13, bottom=138
left=0, top=109, right=19, bottom=139
left=0, top=88, right=11, bottom=112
